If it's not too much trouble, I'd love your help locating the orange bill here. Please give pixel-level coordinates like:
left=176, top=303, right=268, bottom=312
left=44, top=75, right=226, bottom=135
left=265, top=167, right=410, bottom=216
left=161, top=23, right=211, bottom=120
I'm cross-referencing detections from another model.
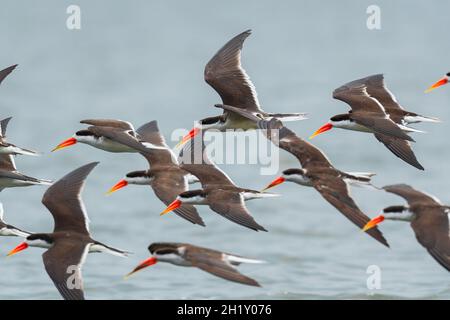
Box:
left=261, top=176, right=285, bottom=192
left=124, top=256, right=158, bottom=279
left=425, top=77, right=448, bottom=93
left=362, top=215, right=385, bottom=232
left=52, top=137, right=77, bottom=152
left=7, top=242, right=29, bottom=257
left=160, top=199, right=182, bottom=216
left=175, top=128, right=200, bottom=148
left=106, top=179, right=128, bottom=195
left=309, top=123, right=333, bottom=139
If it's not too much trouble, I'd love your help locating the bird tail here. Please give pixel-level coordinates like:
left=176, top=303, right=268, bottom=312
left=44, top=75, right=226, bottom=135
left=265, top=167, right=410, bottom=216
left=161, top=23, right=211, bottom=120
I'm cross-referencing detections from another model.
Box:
left=268, top=113, right=308, bottom=122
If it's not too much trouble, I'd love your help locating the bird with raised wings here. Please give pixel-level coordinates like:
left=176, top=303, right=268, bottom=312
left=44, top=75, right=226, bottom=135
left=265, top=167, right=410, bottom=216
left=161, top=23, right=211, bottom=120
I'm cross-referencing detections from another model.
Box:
left=177, top=29, right=306, bottom=146
left=7, top=163, right=130, bottom=300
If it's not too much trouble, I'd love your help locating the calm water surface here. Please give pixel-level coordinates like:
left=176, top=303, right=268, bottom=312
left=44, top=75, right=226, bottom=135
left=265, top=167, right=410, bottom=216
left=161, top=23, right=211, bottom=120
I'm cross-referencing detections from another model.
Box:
left=0, top=1, right=449, bottom=299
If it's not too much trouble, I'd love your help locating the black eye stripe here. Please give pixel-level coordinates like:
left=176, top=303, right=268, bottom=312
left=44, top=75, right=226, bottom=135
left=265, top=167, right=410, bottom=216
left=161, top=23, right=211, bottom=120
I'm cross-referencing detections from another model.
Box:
left=330, top=114, right=350, bottom=122
left=283, top=168, right=304, bottom=175
left=76, top=130, right=94, bottom=136
left=126, top=171, right=147, bottom=178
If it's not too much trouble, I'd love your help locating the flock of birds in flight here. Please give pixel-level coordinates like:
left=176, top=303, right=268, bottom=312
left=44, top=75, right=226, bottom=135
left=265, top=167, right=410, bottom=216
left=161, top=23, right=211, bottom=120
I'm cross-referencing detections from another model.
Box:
left=0, top=29, right=449, bottom=300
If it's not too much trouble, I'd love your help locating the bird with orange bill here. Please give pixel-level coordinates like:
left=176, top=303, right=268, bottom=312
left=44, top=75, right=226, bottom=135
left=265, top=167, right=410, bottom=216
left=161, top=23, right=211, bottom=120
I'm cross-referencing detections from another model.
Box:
left=51, top=119, right=166, bottom=153
left=160, top=137, right=277, bottom=232
left=125, top=242, right=264, bottom=287
left=363, top=184, right=450, bottom=271
left=106, top=120, right=204, bottom=226
left=176, top=29, right=306, bottom=148
left=259, top=119, right=389, bottom=247
left=6, top=163, right=130, bottom=300
left=425, top=73, right=449, bottom=93
left=310, top=75, right=431, bottom=170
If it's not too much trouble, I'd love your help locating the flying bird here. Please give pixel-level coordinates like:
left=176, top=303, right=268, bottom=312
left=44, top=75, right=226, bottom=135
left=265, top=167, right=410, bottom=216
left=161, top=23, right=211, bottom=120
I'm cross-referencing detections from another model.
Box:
left=125, top=242, right=264, bottom=287
left=363, top=184, right=450, bottom=271
left=161, top=137, right=277, bottom=232
left=425, top=73, right=449, bottom=92
left=260, top=119, right=389, bottom=247
left=7, top=163, right=130, bottom=300
left=0, top=151, right=51, bottom=192
left=106, top=120, right=204, bottom=226
left=177, top=29, right=306, bottom=147
left=0, top=117, right=39, bottom=156
left=0, top=64, right=17, bottom=86
left=310, top=76, right=427, bottom=170
left=0, top=203, right=30, bottom=237
left=52, top=119, right=166, bottom=153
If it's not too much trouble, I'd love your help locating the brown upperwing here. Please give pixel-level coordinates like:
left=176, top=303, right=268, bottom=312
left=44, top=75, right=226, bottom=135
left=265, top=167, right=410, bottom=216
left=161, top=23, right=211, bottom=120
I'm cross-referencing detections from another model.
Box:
left=41, top=162, right=98, bottom=234
left=310, top=169, right=389, bottom=247
left=204, top=30, right=261, bottom=112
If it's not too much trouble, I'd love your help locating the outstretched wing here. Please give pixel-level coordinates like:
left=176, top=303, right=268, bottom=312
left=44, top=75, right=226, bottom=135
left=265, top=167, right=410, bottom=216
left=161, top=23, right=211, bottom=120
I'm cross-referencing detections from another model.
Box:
left=186, top=248, right=260, bottom=286
left=43, top=239, right=89, bottom=300
left=312, top=176, right=389, bottom=247
left=374, top=134, right=424, bottom=170
left=204, top=30, right=261, bottom=112
left=0, top=117, right=12, bottom=137
left=42, top=162, right=98, bottom=234
left=207, top=190, right=267, bottom=232
left=259, top=119, right=333, bottom=168
left=151, top=172, right=205, bottom=226
left=383, top=184, right=441, bottom=205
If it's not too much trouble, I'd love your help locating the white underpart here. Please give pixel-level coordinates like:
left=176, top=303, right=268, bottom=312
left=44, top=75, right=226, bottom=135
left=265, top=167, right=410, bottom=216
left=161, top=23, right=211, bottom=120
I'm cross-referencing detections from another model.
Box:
left=26, top=238, right=53, bottom=249
left=0, top=146, right=38, bottom=156
left=76, top=135, right=138, bottom=153
left=343, top=172, right=376, bottom=189
left=0, top=227, right=29, bottom=237
left=422, top=191, right=442, bottom=205
left=344, top=172, right=376, bottom=179
left=0, top=202, right=4, bottom=220
left=330, top=120, right=374, bottom=133
left=140, top=142, right=170, bottom=151
left=397, top=124, right=425, bottom=133
left=383, top=209, right=415, bottom=222
left=155, top=252, right=191, bottom=266
left=242, top=192, right=280, bottom=201
left=126, top=176, right=151, bottom=185
left=403, top=115, right=441, bottom=124
left=88, top=243, right=129, bottom=257
left=179, top=195, right=207, bottom=205
left=224, top=254, right=266, bottom=265
left=284, top=173, right=313, bottom=187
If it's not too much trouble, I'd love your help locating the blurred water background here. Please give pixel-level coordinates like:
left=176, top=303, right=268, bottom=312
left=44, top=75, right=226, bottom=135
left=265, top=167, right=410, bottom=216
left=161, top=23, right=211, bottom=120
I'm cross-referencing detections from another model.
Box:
left=0, top=0, right=449, bottom=299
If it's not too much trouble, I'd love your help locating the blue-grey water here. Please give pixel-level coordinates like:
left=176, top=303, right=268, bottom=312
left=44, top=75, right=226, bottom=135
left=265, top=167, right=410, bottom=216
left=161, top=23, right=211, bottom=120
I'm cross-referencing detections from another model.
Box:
left=0, top=0, right=449, bottom=299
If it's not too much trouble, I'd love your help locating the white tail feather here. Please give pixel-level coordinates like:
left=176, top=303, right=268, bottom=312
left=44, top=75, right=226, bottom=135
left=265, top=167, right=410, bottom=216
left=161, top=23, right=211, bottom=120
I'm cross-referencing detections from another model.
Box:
left=226, top=255, right=266, bottom=265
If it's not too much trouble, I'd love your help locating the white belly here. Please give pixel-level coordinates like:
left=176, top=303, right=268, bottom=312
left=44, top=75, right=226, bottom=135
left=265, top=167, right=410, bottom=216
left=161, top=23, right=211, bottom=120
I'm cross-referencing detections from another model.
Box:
left=156, top=253, right=192, bottom=266
left=84, top=137, right=138, bottom=153
left=0, top=178, right=36, bottom=188
left=333, top=121, right=374, bottom=133
left=289, top=175, right=314, bottom=187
